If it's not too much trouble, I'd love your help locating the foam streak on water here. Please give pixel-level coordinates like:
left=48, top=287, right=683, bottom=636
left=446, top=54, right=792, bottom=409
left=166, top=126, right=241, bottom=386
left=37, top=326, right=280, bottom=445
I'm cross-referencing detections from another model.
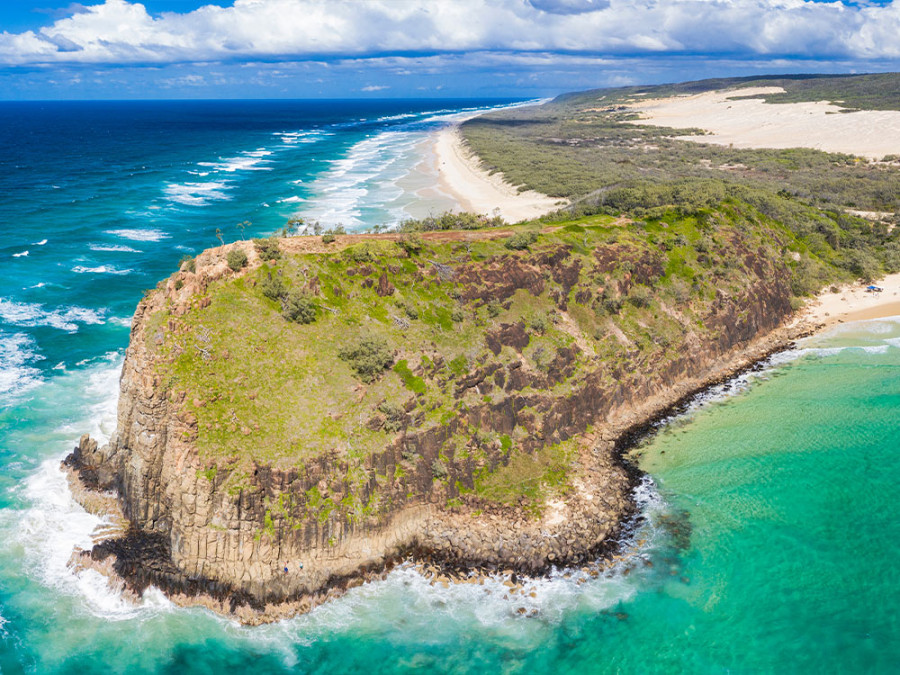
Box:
left=295, top=102, right=541, bottom=230
left=3, top=356, right=176, bottom=622
left=0, top=331, right=43, bottom=402
left=0, top=298, right=107, bottom=333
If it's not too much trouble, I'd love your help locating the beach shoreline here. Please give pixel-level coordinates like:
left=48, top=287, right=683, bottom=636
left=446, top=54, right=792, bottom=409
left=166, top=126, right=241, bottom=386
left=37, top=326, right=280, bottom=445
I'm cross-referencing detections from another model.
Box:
left=798, top=272, right=900, bottom=328
left=426, top=116, right=564, bottom=223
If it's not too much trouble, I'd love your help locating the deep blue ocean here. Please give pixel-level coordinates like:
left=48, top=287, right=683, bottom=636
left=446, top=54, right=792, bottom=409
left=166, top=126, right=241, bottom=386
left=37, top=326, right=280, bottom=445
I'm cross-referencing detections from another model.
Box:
left=1, top=99, right=898, bottom=674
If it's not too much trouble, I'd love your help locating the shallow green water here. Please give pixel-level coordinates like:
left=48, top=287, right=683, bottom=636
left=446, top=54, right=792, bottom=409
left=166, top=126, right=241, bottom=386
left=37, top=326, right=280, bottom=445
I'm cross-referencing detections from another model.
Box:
left=2, top=321, right=898, bottom=673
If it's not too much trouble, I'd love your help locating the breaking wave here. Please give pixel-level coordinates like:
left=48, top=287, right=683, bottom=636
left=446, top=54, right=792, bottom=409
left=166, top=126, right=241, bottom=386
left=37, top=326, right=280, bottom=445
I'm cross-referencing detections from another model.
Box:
left=0, top=298, right=107, bottom=333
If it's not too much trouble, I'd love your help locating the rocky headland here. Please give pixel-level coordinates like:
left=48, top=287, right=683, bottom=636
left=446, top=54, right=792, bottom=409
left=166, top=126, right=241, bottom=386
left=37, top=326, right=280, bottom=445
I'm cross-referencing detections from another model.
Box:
left=65, top=209, right=820, bottom=623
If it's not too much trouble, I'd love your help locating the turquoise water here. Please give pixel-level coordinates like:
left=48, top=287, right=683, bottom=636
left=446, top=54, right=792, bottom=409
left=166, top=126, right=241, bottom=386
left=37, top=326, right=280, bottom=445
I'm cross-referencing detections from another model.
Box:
left=1, top=101, right=899, bottom=673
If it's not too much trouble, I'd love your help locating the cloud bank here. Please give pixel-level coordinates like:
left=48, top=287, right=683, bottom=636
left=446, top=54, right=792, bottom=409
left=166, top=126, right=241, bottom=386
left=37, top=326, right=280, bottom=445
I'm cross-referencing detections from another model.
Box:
left=1, top=0, right=900, bottom=67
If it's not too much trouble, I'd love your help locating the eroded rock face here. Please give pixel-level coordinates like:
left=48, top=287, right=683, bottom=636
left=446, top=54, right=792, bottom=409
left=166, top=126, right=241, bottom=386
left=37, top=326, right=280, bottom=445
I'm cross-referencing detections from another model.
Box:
left=67, top=230, right=804, bottom=621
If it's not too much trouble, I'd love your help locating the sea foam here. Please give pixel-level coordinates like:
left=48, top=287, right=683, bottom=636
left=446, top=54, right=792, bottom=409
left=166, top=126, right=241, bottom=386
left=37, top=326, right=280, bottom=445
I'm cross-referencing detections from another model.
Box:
left=89, top=244, right=142, bottom=253
left=198, top=149, right=273, bottom=173
left=298, top=131, right=419, bottom=228
left=274, top=130, right=333, bottom=145
left=259, top=474, right=665, bottom=647
left=0, top=298, right=106, bottom=333
left=106, top=228, right=170, bottom=242
left=0, top=332, right=43, bottom=403
left=10, top=358, right=173, bottom=621
left=72, top=266, right=132, bottom=276
left=164, top=181, right=232, bottom=207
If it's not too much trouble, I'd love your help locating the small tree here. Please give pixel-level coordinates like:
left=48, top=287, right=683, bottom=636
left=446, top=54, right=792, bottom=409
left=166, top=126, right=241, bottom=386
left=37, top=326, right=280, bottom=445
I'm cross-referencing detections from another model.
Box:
left=261, top=271, right=287, bottom=300
left=281, top=290, right=316, bottom=324
left=286, top=215, right=305, bottom=234
left=254, top=237, right=281, bottom=261
left=338, top=334, right=394, bottom=383
left=505, top=231, right=538, bottom=250
left=227, top=248, right=248, bottom=271
left=236, top=220, right=251, bottom=241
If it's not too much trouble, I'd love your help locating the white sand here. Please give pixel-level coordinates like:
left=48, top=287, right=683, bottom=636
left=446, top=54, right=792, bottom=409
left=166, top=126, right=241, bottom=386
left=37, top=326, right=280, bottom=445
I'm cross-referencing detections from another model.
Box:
left=628, top=87, right=900, bottom=160
left=431, top=125, right=563, bottom=223
left=798, top=273, right=900, bottom=328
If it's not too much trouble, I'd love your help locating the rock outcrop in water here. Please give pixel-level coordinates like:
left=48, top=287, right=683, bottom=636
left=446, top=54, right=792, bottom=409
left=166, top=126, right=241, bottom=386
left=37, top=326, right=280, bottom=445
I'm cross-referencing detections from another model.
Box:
left=66, top=208, right=811, bottom=622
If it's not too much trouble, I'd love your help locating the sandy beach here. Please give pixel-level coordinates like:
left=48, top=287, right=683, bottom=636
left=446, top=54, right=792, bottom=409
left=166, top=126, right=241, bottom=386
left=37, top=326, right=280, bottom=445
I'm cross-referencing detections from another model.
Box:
left=429, top=123, right=563, bottom=223
left=799, top=272, right=900, bottom=328
left=628, top=87, right=900, bottom=160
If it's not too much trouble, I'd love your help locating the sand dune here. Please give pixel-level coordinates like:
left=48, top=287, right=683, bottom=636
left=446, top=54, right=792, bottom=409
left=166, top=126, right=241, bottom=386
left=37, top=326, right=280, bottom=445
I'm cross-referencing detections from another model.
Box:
left=628, top=87, right=900, bottom=160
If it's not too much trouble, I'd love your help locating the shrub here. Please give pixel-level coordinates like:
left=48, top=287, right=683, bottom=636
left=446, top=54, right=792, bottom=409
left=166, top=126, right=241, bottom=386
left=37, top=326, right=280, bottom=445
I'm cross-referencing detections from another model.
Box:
left=343, top=244, right=373, bottom=262
left=179, top=255, right=196, bottom=273
left=396, top=234, right=424, bottom=255
left=281, top=291, right=316, bottom=324
left=602, top=297, right=622, bottom=315
left=378, top=401, right=405, bottom=432
left=253, top=237, right=281, bottom=261
left=431, top=459, right=449, bottom=480
left=261, top=272, right=287, bottom=301
left=627, top=286, right=652, bottom=308
left=398, top=211, right=506, bottom=233
left=321, top=226, right=346, bottom=245
left=227, top=249, right=248, bottom=271
left=400, top=301, right=419, bottom=320
left=174, top=278, right=184, bottom=291
left=451, top=307, right=464, bottom=322
left=504, top=231, right=538, bottom=250
left=838, top=249, right=879, bottom=283
left=486, top=301, right=502, bottom=318
left=448, top=355, right=468, bottom=376
left=339, top=334, right=394, bottom=382
left=529, top=315, right=548, bottom=334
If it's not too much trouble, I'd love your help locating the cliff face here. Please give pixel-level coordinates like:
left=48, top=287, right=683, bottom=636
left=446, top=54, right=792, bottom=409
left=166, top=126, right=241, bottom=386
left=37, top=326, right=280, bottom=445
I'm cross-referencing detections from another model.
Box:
left=69, top=207, right=805, bottom=620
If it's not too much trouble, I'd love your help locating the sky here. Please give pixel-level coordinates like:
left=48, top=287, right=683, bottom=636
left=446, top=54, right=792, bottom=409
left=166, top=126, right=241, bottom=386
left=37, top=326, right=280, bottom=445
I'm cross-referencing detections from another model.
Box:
left=0, top=0, right=899, bottom=99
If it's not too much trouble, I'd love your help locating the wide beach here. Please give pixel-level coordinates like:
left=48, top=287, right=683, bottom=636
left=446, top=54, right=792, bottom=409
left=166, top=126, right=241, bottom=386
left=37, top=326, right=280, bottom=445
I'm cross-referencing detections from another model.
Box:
left=426, top=117, right=562, bottom=223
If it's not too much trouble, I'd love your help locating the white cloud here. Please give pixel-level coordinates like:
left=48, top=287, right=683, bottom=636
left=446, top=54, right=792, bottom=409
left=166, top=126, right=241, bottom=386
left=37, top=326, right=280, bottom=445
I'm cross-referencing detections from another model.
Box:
left=0, top=0, right=898, bottom=66
left=361, top=84, right=389, bottom=91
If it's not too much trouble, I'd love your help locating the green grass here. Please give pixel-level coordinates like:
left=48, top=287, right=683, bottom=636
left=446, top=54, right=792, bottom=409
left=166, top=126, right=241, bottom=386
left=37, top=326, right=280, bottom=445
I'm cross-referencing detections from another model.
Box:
left=470, top=438, right=576, bottom=514
left=393, top=360, right=426, bottom=394
left=145, top=198, right=865, bottom=512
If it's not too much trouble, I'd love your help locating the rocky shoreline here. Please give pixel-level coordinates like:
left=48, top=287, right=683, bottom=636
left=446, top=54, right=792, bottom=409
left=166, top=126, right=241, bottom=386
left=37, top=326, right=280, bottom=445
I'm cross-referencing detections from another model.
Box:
left=63, top=316, right=818, bottom=624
